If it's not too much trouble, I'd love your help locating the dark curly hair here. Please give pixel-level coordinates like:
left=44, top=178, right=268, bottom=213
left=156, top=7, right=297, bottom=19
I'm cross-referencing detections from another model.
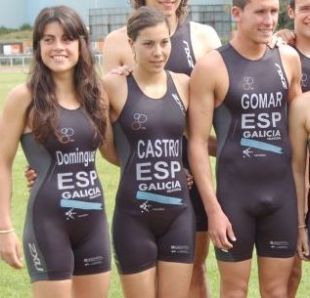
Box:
left=27, top=5, right=106, bottom=145
left=130, top=0, right=189, bottom=20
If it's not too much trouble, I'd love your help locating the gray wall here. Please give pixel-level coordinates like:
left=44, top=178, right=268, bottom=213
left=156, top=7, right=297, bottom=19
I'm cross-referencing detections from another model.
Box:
left=0, top=0, right=231, bottom=29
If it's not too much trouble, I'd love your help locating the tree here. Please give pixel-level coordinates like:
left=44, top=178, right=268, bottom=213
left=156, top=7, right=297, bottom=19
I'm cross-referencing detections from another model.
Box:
left=277, top=0, right=293, bottom=30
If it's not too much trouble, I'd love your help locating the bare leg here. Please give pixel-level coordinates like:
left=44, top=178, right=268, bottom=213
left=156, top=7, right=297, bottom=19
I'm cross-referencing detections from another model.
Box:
left=158, top=261, right=193, bottom=298
left=218, top=259, right=252, bottom=298
left=288, top=255, right=302, bottom=298
left=120, top=267, right=156, bottom=298
left=33, top=280, right=72, bottom=298
left=258, top=256, right=295, bottom=298
left=72, top=272, right=111, bottom=298
left=189, top=232, right=210, bottom=298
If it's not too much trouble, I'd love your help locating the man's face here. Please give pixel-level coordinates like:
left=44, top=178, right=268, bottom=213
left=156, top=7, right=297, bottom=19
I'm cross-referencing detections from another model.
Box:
left=289, top=0, right=310, bottom=39
left=233, top=0, right=279, bottom=44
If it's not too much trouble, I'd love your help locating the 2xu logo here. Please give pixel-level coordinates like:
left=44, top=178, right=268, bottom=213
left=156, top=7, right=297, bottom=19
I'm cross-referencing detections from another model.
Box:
left=28, top=243, right=44, bottom=272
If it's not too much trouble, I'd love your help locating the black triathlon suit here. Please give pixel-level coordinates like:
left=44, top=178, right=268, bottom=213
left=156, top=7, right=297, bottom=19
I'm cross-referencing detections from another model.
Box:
left=296, top=47, right=310, bottom=93
left=214, top=44, right=298, bottom=261
left=112, top=72, right=195, bottom=274
left=166, top=20, right=208, bottom=231
left=21, top=106, right=111, bottom=281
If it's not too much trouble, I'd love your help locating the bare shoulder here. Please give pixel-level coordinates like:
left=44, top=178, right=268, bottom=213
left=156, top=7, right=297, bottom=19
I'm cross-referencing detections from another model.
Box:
left=170, top=71, right=190, bottom=86
left=102, top=72, right=127, bottom=91
left=4, top=83, right=31, bottom=111
left=278, top=44, right=300, bottom=62
left=102, top=73, right=128, bottom=110
left=104, top=26, right=128, bottom=45
left=194, top=49, right=223, bottom=74
left=102, top=26, right=132, bottom=71
left=190, top=21, right=221, bottom=52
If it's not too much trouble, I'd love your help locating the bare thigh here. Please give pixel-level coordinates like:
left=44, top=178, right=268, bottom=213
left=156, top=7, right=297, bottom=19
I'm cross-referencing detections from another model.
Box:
left=120, top=267, right=156, bottom=298
left=72, top=272, right=111, bottom=298
left=158, top=261, right=193, bottom=298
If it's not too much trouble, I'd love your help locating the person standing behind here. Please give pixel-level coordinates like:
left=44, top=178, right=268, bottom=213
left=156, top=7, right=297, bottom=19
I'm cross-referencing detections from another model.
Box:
left=0, top=6, right=111, bottom=298
left=102, top=2, right=221, bottom=296
left=275, top=1, right=310, bottom=295
left=188, top=0, right=302, bottom=297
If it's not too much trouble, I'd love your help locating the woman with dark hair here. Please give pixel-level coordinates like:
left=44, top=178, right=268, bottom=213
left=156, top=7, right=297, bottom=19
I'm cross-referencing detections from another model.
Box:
left=103, top=6, right=194, bottom=298
left=0, top=6, right=111, bottom=298
left=102, top=1, right=221, bottom=297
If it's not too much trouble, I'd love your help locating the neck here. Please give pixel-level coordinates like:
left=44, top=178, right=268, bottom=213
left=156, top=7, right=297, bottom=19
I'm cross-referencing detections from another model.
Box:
left=295, top=35, right=310, bottom=57
left=166, top=13, right=179, bottom=36
left=53, top=74, right=78, bottom=106
left=133, top=66, right=166, bottom=85
left=230, top=33, right=267, bottom=60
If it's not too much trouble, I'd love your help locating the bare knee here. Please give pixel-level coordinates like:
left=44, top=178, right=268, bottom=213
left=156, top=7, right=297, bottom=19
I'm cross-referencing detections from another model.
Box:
left=288, top=258, right=302, bottom=298
left=220, top=278, right=248, bottom=298
left=260, top=282, right=288, bottom=298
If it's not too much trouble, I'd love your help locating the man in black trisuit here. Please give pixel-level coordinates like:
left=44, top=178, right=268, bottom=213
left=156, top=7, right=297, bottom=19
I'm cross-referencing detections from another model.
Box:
left=188, top=0, right=302, bottom=297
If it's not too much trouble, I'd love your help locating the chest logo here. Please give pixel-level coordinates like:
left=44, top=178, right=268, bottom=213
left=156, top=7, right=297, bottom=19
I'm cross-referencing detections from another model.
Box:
left=242, top=76, right=255, bottom=91
left=131, top=113, right=148, bottom=131
left=60, top=127, right=75, bottom=143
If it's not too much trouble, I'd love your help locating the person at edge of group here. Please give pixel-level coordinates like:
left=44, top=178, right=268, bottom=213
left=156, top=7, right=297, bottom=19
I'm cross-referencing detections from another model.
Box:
left=101, top=1, right=221, bottom=297
left=102, top=6, right=195, bottom=298
left=0, top=6, right=112, bottom=298
left=188, top=0, right=302, bottom=297
left=273, top=1, right=310, bottom=296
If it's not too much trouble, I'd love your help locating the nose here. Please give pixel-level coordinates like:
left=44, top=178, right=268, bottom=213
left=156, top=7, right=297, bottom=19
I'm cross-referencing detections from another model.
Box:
left=263, top=11, right=276, bottom=26
left=153, top=44, right=162, bottom=56
left=53, top=38, right=64, bottom=50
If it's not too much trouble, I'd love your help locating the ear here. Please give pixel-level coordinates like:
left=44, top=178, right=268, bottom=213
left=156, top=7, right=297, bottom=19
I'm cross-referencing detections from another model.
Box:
left=128, top=38, right=136, bottom=61
left=287, top=5, right=295, bottom=19
left=128, top=38, right=134, bottom=47
left=231, top=6, right=242, bottom=22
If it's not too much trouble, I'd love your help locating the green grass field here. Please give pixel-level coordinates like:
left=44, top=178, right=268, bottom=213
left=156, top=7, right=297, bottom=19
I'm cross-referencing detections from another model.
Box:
left=0, top=71, right=310, bottom=297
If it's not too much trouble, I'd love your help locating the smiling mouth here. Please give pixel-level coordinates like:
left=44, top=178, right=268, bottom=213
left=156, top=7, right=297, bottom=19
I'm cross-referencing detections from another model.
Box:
left=51, top=55, right=67, bottom=61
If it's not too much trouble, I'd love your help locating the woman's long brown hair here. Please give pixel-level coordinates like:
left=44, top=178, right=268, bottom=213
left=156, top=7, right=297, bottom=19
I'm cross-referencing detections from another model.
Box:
left=27, top=5, right=106, bottom=145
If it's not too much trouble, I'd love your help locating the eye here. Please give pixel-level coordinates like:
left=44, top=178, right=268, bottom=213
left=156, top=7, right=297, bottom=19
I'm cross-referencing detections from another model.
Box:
left=62, top=35, right=75, bottom=44
left=143, top=41, right=153, bottom=47
left=42, top=36, right=54, bottom=45
left=161, top=39, right=170, bottom=46
left=299, top=6, right=310, bottom=13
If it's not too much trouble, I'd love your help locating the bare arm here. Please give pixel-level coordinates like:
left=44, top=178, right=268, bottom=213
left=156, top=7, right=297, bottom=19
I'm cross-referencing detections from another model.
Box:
left=101, top=27, right=133, bottom=75
left=99, top=95, right=119, bottom=166
left=190, top=22, right=221, bottom=157
left=289, top=94, right=310, bottom=259
left=280, top=45, right=302, bottom=102
left=188, top=54, right=235, bottom=250
left=0, top=85, right=30, bottom=269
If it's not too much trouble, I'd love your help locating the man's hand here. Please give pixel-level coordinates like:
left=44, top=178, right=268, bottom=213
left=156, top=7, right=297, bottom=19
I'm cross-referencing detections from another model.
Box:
left=25, top=166, right=37, bottom=188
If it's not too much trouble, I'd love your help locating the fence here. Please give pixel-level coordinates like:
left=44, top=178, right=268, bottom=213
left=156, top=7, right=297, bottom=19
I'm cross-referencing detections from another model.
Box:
left=0, top=54, right=103, bottom=68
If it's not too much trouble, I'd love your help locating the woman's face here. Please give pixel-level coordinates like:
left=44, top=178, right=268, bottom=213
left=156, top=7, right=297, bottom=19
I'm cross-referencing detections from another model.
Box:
left=40, top=21, right=79, bottom=76
left=145, top=0, right=182, bottom=17
left=130, top=22, right=171, bottom=73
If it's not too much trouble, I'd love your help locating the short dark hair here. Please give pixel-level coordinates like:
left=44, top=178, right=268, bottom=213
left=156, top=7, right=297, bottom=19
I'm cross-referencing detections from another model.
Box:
left=233, top=0, right=251, bottom=9
left=289, top=0, right=295, bottom=9
left=127, top=6, right=170, bottom=41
